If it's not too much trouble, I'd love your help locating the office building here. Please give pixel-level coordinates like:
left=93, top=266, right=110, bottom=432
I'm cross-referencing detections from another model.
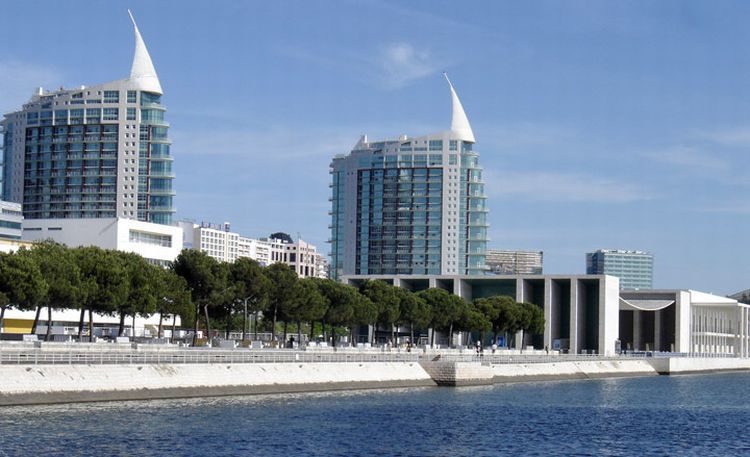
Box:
left=330, top=75, right=488, bottom=279
left=486, top=249, right=543, bottom=275
left=0, top=11, right=174, bottom=225
left=586, top=249, right=653, bottom=290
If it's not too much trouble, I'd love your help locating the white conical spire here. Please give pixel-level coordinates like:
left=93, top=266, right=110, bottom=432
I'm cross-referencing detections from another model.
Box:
left=444, top=73, right=475, bottom=143
left=128, top=10, right=162, bottom=95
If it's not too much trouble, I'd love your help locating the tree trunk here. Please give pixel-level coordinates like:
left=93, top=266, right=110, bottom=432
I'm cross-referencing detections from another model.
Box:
left=78, top=307, right=85, bottom=340
left=158, top=313, right=164, bottom=339
left=132, top=314, right=136, bottom=338
left=297, top=320, right=302, bottom=348
left=410, top=321, right=414, bottom=345
left=283, top=321, right=288, bottom=346
left=391, top=324, right=395, bottom=346
left=448, top=322, right=454, bottom=348
left=171, top=314, right=177, bottom=343
left=271, top=305, right=278, bottom=347
left=118, top=312, right=126, bottom=337
left=225, top=312, right=232, bottom=339
left=242, top=303, right=247, bottom=341
left=45, top=306, right=53, bottom=341
left=430, top=327, right=435, bottom=348
left=322, top=319, right=327, bottom=343
left=192, top=304, right=200, bottom=346
left=203, top=305, right=211, bottom=345
left=88, top=308, right=94, bottom=342
left=330, top=323, right=335, bottom=347
left=0, top=305, right=5, bottom=336
left=30, top=306, right=42, bottom=336
left=309, top=320, right=315, bottom=343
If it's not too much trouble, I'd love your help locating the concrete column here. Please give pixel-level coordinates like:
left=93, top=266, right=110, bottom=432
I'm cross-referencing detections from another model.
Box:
left=569, top=279, right=579, bottom=354
left=633, top=311, right=642, bottom=351
left=654, top=310, right=662, bottom=352
left=544, top=278, right=553, bottom=350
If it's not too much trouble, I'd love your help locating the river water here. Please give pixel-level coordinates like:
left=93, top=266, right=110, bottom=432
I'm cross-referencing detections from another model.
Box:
left=1, top=372, right=749, bottom=456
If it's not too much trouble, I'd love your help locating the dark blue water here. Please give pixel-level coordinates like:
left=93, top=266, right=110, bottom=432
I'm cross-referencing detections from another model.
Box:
left=1, top=373, right=749, bottom=456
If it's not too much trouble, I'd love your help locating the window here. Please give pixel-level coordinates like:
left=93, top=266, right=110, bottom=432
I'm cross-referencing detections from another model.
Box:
left=103, top=108, right=119, bottom=121
left=127, top=91, right=137, bottom=103
left=129, top=229, right=172, bottom=247
left=103, top=91, right=119, bottom=103
left=127, top=107, right=137, bottom=121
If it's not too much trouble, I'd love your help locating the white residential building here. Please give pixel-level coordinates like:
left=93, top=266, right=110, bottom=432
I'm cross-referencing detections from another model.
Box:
left=179, top=221, right=328, bottom=278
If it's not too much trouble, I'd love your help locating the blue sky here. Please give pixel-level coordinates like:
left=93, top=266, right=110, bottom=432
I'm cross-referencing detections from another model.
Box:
left=1, top=1, right=749, bottom=293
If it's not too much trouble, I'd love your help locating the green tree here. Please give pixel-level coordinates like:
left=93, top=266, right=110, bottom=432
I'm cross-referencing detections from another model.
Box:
left=417, top=288, right=465, bottom=347
left=315, top=279, right=358, bottom=346
left=287, top=278, right=327, bottom=346
left=153, top=268, right=193, bottom=339
left=396, top=288, right=431, bottom=345
left=360, top=280, right=401, bottom=343
left=264, top=263, right=299, bottom=346
left=457, top=301, right=492, bottom=345
left=172, top=249, right=228, bottom=345
left=519, top=302, right=545, bottom=349
left=115, top=252, right=160, bottom=337
left=229, top=258, right=271, bottom=340
left=0, top=251, right=48, bottom=335
left=22, top=242, right=81, bottom=340
left=73, top=246, right=128, bottom=341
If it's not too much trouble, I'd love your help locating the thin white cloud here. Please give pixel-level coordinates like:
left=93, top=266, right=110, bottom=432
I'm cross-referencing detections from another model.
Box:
left=0, top=61, right=62, bottom=112
left=377, top=43, right=439, bottom=90
left=693, top=203, right=750, bottom=215
left=277, top=41, right=442, bottom=91
left=700, top=125, right=750, bottom=147
left=640, top=145, right=729, bottom=172
left=486, top=170, right=654, bottom=203
left=479, top=122, right=577, bottom=150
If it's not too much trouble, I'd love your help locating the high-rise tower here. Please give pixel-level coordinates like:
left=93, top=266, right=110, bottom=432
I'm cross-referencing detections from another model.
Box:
left=0, top=11, right=174, bottom=225
left=329, top=75, right=488, bottom=279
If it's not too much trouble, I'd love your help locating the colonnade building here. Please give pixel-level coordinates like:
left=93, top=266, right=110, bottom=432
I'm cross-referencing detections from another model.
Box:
left=329, top=76, right=488, bottom=279
left=342, top=274, right=750, bottom=356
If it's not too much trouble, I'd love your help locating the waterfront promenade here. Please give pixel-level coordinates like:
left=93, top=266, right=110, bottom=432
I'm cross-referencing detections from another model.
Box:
left=2, top=341, right=750, bottom=406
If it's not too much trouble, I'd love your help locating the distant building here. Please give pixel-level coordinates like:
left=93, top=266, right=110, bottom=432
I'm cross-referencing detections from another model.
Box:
left=0, top=201, right=23, bottom=240
left=486, top=249, right=543, bottom=275
left=586, top=249, right=653, bottom=290
left=179, top=221, right=328, bottom=278
left=329, top=76, right=488, bottom=279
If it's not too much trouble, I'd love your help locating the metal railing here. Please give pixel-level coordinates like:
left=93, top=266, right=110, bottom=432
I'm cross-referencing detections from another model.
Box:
left=0, top=347, right=740, bottom=366
left=0, top=348, right=423, bottom=366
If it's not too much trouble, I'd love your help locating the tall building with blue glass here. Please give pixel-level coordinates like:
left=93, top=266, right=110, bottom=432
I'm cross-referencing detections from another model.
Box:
left=0, top=11, right=174, bottom=225
left=586, top=249, right=654, bottom=290
left=330, top=76, right=488, bottom=279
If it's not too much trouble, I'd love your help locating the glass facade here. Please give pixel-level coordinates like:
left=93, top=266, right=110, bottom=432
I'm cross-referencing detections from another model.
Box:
left=330, top=135, right=488, bottom=279
left=586, top=250, right=653, bottom=290
left=1, top=85, right=175, bottom=225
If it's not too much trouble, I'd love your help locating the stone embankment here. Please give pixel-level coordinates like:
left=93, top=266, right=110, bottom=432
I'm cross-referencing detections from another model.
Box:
left=2, top=343, right=750, bottom=405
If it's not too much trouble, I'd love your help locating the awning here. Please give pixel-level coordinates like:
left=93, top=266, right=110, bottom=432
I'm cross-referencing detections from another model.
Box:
left=619, top=298, right=675, bottom=311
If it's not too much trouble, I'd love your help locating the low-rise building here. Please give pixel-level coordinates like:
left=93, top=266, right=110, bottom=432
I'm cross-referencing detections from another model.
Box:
left=486, top=249, right=543, bottom=275
left=179, top=221, right=328, bottom=278
left=22, top=217, right=182, bottom=266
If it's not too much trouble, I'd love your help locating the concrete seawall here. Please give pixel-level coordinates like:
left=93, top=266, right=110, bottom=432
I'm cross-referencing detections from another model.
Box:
left=0, top=362, right=435, bottom=406
left=2, top=355, right=750, bottom=406
left=420, top=358, right=750, bottom=386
